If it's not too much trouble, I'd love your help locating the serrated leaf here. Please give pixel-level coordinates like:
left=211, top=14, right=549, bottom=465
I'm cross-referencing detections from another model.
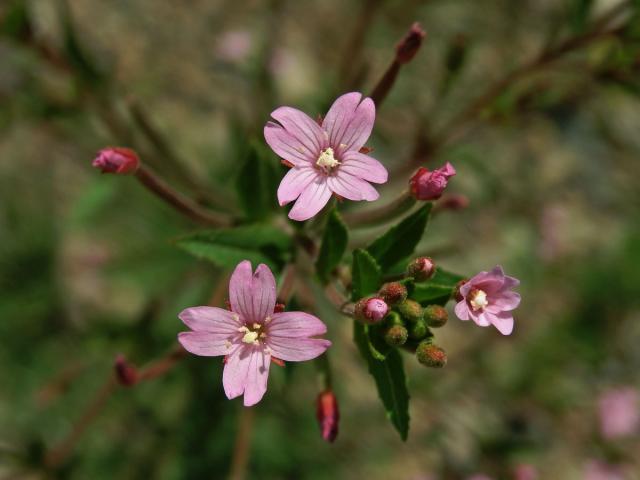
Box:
left=316, top=208, right=348, bottom=283
left=351, top=249, right=381, bottom=301
left=412, top=267, right=466, bottom=306
left=367, top=324, right=392, bottom=361
left=354, top=322, right=410, bottom=440
left=236, top=144, right=280, bottom=221
left=175, top=225, right=292, bottom=271
left=367, top=205, right=431, bottom=272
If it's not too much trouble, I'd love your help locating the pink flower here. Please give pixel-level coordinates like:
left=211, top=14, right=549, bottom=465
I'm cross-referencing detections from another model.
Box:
left=514, top=464, right=538, bottom=480
left=264, top=92, right=388, bottom=221
left=216, top=30, right=252, bottom=63
left=584, top=460, right=626, bottom=480
left=599, top=387, right=639, bottom=439
left=454, top=266, right=520, bottom=335
left=92, top=147, right=139, bottom=174
left=178, top=261, right=331, bottom=406
left=409, top=163, right=456, bottom=201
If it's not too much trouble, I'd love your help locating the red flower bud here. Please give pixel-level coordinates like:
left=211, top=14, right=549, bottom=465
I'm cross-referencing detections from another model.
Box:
left=354, top=297, right=389, bottom=324
left=424, top=305, right=448, bottom=328
left=416, top=342, right=447, bottom=368
left=92, top=147, right=140, bottom=174
left=395, top=22, right=426, bottom=65
left=316, top=390, right=339, bottom=443
left=454, top=279, right=468, bottom=302
left=378, top=282, right=408, bottom=306
left=409, top=163, right=456, bottom=201
left=407, top=257, right=436, bottom=282
left=114, top=354, right=138, bottom=386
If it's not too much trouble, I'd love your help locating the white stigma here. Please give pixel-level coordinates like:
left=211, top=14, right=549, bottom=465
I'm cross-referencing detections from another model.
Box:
left=316, top=147, right=340, bottom=169
left=469, top=289, right=489, bottom=311
left=242, top=331, right=259, bottom=344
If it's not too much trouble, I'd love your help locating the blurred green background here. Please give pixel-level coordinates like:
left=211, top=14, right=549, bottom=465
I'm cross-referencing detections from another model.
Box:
left=1, top=0, right=639, bottom=479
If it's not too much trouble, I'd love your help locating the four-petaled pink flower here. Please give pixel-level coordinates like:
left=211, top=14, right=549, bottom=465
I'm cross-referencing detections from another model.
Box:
left=598, top=387, right=639, bottom=439
left=264, top=92, right=388, bottom=221
left=409, top=162, right=456, bottom=201
left=178, top=261, right=331, bottom=406
left=454, top=266, right=520, bottom=335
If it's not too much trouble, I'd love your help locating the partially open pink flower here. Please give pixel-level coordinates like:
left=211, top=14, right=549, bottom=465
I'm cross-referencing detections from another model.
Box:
left=409, top=163, right=456, bottom=201
left=264, top=92, right=388, bottom=221
left=92, top=147, right=139, bottom=174
left=454, top=266, right=520, bottom=335
left=178, top=261, right=331, bottom=406
left=599, top=387, right=639, bottom=439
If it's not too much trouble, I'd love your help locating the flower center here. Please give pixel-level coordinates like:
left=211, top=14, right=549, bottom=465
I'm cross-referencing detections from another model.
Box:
left=239, top=323, right=266, bottom=345
left=316, top=147, right=340, bottom=170
left=469, top=289, right=488, bottom=311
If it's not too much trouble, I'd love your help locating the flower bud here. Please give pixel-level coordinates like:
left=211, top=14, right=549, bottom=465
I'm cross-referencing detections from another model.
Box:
left=114, top=354, right=138, bottom=386
left=454, top=279, right=468, bottom=302
left=409, top=163, right=456, bottom=201
left=92, top=147, right=140, bottom=174
left=354, top=297, right=389, bottom=324
left=406, top=257, right=436, bottom=281
left=396, top=299, right=423, bottom=323
left=384, top=324, right=409, bottom=347
left=409, top=319, right=429, bottom=340
left=395, top=22, right=426, bottom=65
left=378, top=282, right=408, bottom=306
left=437, top=193, right=469, bottom=211
left=416, top=342, right=447, bottom=368
left=424, top=305, right=448, bottom=328
left=316, top=390, right=339, bottom=443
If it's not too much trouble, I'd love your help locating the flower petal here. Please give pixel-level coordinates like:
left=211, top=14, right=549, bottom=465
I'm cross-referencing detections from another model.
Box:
left=264, top=121, right=315, bottom=167
left=268, top=312, right=327, bottom=338
left=178, top=331, right=236, bottom=357
left=229, top=261, right=277, bottom=323
left=277, top=166, right=319, bottom=206
left=488, top=291, right=521, bottom=312
left=322, top=92, right=362, bottom=147
left=267, top=337, right=331, bottom=362
left=322, top=93, right=375, bottom=153
left=454, top=300, right=470, bottom=321
left=222, top=345, right=252, bottom=399
left=270, top=107, right=326, bottom=157
left=243, top=349, right=271, bottom=406
left=489, top=311, right=514, bottom=335
left=288, top=177, right=332, bottom=221
left=340, top=151, right=388, bottom=184
left=178, top=306, right=240, bottom=333
left=229, top=260, right=254, bottom=321
left=327, top=172, right=379, bottom=201
left=251, top=264, right=277, bottom=322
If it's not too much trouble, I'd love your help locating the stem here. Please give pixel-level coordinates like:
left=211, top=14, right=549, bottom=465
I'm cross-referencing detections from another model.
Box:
left=277, top=264, right=297, bottom=305
left=314, top=353, right=333, bottom=390
left=135, top=165, right=233, bottom=227
left=369, top=60, right=401, bottom=107
left=227, top=407, right=255, bottom=480
left=342, top=190, right=416, bottom=228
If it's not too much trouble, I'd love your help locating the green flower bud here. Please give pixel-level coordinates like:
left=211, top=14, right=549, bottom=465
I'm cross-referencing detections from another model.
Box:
left=384, top=311, right=404, bottom=327
left=424, top=305, right=448, bottom=328
left=378, top=282, right=408, bottom=306
left=416, top=342, right=447, bottom=368
left=396, top=299, right=423, bottom=323
left=384, top=325, right=409, bottom=347
left=409, top=319, right=429, bottom=340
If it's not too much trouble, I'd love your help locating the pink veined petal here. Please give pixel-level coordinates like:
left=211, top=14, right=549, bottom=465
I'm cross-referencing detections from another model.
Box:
left=322, top=92, right=363, bottom=147
left=338, top=96, right=375, bottom=152
left=250, top=264, right=277, bottom=323
left=178, top=306, right=241, bottom=333
left=242, top=348, right=271, bottom=406
left=270, top=107, right=326, bottom=156
left=469, top=310, right=491, bottom=327
left=288, top=177, right=332, bottom=221
left=178, top=331, right=237, bottom=357
left=264, top=121, right=316, bottom=167
left=488, top=311, right=514, bottom=335
left=339, top=151, right=388, bottom=184
left=488, top=291, right=521, bottom=312
left=327, top=172, right=379, bottom=201
left=229, top=260, right=254, bottom=321
left=454, top=301, right=470, bottom=321
left=267, top=337, right=331, bottom=362
left=277, top=166, right=319, bottom=206
left=223, top=345, right=252, bottom=400
left=441, top=162, right=456, bottom=176
left=268, top=312, right=327, bottom=338
left=502, top=274, right=520, bottom=289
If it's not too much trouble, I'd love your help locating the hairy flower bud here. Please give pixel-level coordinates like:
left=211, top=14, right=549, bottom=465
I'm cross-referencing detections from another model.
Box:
left=354, top=297, right=389, bottom=324
left=316, top=390, right=339, bottom=443
left=92, top=147, right=140, bottom=174
left=416, top=342, right=447, bottom=368
left=424, top=305, right=448, bottom=328
left=384, top=324, right=409, bottom=347
left=114, top=354, right=138, bottom=386
left=409, top=163, right=456, bottom=201
left=396, top=299, right=423, bottom=323
left=409, top=318, right=429, bottom=340
left=395, top=22, right=426, bottom=64
left=406, top=257, right=436, bottom=281
left=378, top=282, right=408, bottom=306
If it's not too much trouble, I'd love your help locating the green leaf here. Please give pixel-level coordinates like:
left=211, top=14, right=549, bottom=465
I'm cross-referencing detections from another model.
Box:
left=354, top=322, right=410, bottom=440
left=236, top=143, right=280, bottom=221
left=315, top=208, right=348, bottom=283
left=367, top=324, right=392, bottom=361
left=176, top=225, right=292, bottom=271
left=412, top=267, right=466, bottom=306
left=367, top=205, right=432, bottom=272
left=351, top=249, right=381, bottom=301
left=0, top=1, right=30, bottom=39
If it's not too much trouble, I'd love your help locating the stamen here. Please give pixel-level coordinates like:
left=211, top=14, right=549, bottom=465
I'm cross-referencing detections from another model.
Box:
left=242, top=330, right=259, bottom=344
left=253, top=323, right=262, bottom=330
left=316, top=147, right=340, bottom=170
left=264, top=316, right=272, bottom=324
left=469, top=289, right=489, bottom=311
